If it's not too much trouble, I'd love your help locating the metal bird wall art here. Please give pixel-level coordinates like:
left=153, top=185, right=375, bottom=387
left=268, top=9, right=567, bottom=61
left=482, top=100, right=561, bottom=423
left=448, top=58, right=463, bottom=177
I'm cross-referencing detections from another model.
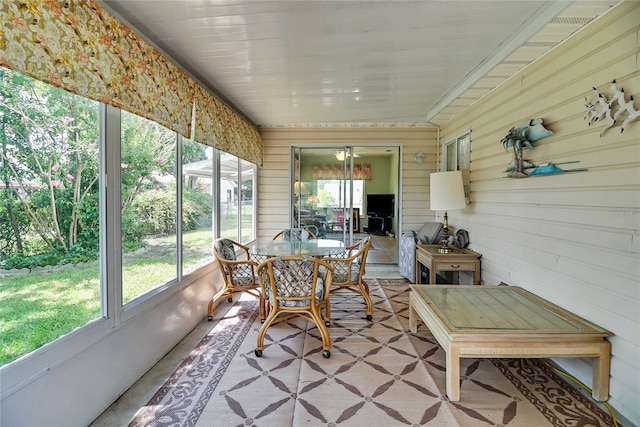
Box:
left=585, top=79, right=639, bottom=136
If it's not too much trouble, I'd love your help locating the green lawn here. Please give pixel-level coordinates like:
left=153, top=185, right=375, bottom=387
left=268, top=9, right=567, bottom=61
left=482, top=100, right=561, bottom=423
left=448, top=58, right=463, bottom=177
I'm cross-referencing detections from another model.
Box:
left=0, top=261, right=102, bottom=365
left=0, top=228, right=221, bottom=366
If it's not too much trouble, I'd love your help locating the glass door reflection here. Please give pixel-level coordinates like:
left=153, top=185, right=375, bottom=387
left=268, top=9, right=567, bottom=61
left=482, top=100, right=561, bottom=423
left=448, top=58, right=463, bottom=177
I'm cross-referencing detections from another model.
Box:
left=292, top=147, right=356, bottom=245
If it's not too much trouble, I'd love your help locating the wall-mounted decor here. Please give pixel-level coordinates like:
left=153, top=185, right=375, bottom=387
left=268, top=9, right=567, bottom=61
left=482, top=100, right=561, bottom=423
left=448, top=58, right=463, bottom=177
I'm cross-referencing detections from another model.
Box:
left=585, top=79, right=640, bottom=136
left=504, top=160, right=588, bottom=177
left=527, top=161, right=588, bottom=176
left=312, top=164, right=371, bottom=180
left=501, top=119, right=553, bottom=178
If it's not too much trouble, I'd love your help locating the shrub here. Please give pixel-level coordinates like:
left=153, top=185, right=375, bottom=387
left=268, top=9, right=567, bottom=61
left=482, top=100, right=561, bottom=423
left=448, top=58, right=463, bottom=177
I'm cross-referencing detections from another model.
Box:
left=0, top=190, right=30, bottom=259
left=127, top=188, right=212, bottom=236
left=183, top=189, right=213, bottom=231
left=129, top=190, right=176, bottom=236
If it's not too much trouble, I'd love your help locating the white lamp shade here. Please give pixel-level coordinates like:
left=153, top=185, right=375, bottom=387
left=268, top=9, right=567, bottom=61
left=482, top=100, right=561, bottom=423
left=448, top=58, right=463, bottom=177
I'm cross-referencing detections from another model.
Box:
left=293, top=181, right=308, bottom=195
left=430, top=171, right=466, bottom=211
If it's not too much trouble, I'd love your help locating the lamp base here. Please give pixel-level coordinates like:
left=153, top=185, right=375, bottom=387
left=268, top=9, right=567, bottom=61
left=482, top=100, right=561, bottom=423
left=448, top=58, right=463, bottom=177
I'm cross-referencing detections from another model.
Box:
left=438, top=244, right=454, bottom=254
left=438, top=214, right=454, bottom=253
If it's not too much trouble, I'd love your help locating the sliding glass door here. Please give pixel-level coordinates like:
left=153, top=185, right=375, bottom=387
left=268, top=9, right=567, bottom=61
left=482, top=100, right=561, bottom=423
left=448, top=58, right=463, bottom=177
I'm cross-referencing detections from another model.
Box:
left=292, top=147, right=358, bottom=244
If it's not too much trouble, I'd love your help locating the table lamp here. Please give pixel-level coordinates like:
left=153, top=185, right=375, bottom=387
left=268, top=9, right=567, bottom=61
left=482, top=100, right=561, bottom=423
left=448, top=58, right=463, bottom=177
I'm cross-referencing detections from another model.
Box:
left=430, top=171, right=466, bottom=253
left=293, top=181, right=308, bottom=196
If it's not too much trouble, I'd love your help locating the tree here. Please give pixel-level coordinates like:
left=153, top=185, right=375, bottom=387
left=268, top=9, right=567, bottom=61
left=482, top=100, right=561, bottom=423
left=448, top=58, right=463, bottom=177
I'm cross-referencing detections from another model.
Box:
left=0, top=68, right=99, bottom=256
left=0, top=68, right=194, bottom=264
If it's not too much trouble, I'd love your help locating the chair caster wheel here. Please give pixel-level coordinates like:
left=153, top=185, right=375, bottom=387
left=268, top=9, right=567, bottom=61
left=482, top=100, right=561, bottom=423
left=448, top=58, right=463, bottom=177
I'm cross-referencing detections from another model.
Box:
left=227, top=297, right=233, bottom=303
left=207, top=316, right=213, bottom=321
left=324, top=320, right=331, bottom=326
left=255, top=349, right=262, bottom=357
left=261, top=318, right=266, bottom=323
left=366, top=314, right=372, bottom=321
left=322, top=350, right=331, bottom=359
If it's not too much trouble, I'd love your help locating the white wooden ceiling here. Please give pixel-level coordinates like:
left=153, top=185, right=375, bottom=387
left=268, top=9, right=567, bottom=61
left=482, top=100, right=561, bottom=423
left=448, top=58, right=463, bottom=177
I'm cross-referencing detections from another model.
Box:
left=102, top=0, right=618, bottom=128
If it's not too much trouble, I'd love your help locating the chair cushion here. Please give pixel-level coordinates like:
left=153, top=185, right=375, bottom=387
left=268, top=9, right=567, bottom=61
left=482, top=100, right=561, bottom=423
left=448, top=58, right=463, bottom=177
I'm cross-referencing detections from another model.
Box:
left=229, top=270, right=255, bottom=287
left=267, top=276, right=325, bottom=307
left=215, top=238, right=236, bottom=260
left=332, top=264, right=360, bottom=283
left=283, top=228, right=311, bottom=241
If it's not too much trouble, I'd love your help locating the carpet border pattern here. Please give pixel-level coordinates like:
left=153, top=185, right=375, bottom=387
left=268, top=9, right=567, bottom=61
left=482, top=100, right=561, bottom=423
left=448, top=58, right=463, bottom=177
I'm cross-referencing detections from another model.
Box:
left=129, top=278, right=617, bottom=427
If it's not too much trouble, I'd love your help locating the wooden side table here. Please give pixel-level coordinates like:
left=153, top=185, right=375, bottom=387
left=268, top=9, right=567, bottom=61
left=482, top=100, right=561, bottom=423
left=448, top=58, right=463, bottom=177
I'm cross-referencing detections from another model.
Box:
left=415, top=244, right=481, bottom=285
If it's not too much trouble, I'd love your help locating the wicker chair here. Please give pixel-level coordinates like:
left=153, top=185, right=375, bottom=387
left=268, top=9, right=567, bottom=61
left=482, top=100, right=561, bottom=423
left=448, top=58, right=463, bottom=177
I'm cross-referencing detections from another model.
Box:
left=272, top=227, right=317, bottom=240
left=322, top=236, right=373, bottom=320
left=255, top=256, right=334, bottom=358
left=210, top=238, right=265, bottom=321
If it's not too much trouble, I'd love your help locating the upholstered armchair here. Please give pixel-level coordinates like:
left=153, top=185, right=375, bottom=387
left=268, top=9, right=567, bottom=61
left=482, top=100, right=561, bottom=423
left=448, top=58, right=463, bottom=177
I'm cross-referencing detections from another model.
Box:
left=399, top=222, right=443, bottom=283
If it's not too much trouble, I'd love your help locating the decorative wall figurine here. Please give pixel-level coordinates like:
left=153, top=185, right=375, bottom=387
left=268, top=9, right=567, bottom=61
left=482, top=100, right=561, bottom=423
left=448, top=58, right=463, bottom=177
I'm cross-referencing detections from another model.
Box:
left=527, top=161, right=588, bottom=176
left=619, top=96, right=640, bottom=133
left=501, top=118, right=553, bottom=178
left=585, top=79, right=639, bottom=136
left=503, top=160, right=588, bottom=177
left=584, top=87, right=610, bottom=128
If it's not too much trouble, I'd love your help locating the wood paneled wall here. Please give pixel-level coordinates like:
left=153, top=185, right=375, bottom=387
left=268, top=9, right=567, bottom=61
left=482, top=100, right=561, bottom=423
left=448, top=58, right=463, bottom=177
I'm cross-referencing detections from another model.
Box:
left=441, top=2, right=639, bottom=424
left=258, top=127, right=439, bottom=238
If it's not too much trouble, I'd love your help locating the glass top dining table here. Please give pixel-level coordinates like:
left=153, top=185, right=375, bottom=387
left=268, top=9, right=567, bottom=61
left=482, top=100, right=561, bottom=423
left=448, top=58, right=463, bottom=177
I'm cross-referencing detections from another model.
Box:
left=247, top=239, right=345, bottom=258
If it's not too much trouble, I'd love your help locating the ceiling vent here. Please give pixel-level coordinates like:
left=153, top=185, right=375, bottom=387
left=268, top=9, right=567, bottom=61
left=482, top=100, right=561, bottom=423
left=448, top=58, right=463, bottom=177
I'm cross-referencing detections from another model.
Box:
left=550, top=16, right=594, bottom=25
left=522, top=41, right=560, bottom=48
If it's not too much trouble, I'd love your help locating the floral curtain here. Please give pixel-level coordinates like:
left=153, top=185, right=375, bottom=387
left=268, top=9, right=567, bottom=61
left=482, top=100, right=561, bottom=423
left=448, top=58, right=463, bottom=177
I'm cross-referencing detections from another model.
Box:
left=312, top=164, right=371, bottom=180
left=0, top=0, right=193, bottom=137
left=0, top=0, right=264, bottom=165
left=193, top=85, right=262, bottom=165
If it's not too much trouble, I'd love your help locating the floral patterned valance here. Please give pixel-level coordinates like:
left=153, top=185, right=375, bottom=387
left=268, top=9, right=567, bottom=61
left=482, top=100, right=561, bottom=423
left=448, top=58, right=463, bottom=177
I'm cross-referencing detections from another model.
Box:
left=193, top=85, right=262, bottom=165
left=0, top=0, right=264, bottom=165
left=312, top=164, right=371, bottom=180
left=0, top=0, right=193, bottom=137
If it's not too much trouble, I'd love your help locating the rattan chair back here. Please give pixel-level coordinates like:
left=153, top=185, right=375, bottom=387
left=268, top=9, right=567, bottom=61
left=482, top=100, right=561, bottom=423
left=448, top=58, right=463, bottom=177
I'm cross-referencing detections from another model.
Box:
left=255, top=255, right=334, bottom=358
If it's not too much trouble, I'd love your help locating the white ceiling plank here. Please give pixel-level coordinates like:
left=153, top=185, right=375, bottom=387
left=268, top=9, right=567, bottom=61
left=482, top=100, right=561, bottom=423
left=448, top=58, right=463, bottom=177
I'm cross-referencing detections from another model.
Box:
left=100, top=0, right=619, bottom=128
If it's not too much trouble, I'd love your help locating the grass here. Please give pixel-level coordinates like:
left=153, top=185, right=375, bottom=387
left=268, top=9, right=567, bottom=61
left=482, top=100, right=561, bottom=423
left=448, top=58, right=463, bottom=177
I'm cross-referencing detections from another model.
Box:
left=0, top=227, right=248, bottom=366
left=0, top=262, right=101, bottom=365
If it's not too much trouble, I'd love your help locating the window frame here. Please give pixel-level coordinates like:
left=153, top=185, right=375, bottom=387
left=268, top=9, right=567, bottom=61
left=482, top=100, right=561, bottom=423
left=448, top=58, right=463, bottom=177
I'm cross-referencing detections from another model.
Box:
left=1, top=81, right=258, bottom=367
left=441, top=129, right=471, bottom=204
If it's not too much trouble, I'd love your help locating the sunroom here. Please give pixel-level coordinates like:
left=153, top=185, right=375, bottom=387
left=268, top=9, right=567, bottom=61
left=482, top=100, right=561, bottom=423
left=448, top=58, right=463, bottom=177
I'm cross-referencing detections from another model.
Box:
left=0, top=1, right=638, bottom=426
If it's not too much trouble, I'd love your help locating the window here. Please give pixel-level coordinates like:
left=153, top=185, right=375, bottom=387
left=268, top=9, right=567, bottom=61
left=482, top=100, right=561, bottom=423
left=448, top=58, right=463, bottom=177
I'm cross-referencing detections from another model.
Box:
left=121, top=112, right=178, bottom=304
left=316, top=180, right=364, bottom=210
left=219, top=153, right=256, bottom=243
left=0, top=68, right=101, bottom=365
left=0, top=67, right=258, bottom=367
left=181, top=140, right=214, bottom=275
left=442, top=130, right=471, bottom=204
left=239, top=158, right=256, bottom=243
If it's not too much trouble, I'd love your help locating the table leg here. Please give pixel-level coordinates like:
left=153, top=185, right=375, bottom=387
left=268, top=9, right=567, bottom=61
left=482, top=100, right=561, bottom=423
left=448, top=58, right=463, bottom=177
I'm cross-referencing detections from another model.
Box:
left=446, top=343, right=461, bottom=401
left=592, top=341, right=611, bottom=401
left=409, top=300, right=418, bottom=333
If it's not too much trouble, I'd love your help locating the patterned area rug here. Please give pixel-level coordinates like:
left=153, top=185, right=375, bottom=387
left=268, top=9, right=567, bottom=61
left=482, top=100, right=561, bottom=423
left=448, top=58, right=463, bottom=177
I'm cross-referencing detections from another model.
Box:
left=129, top=279, right=616, bottom=427
left=380, top=279, right=617, bottom=427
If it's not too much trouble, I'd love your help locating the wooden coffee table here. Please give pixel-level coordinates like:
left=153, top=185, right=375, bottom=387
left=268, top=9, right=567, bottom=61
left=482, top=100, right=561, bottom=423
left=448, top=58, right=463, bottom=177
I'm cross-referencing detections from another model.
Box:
left=409, top=285, right=612, bottom=402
